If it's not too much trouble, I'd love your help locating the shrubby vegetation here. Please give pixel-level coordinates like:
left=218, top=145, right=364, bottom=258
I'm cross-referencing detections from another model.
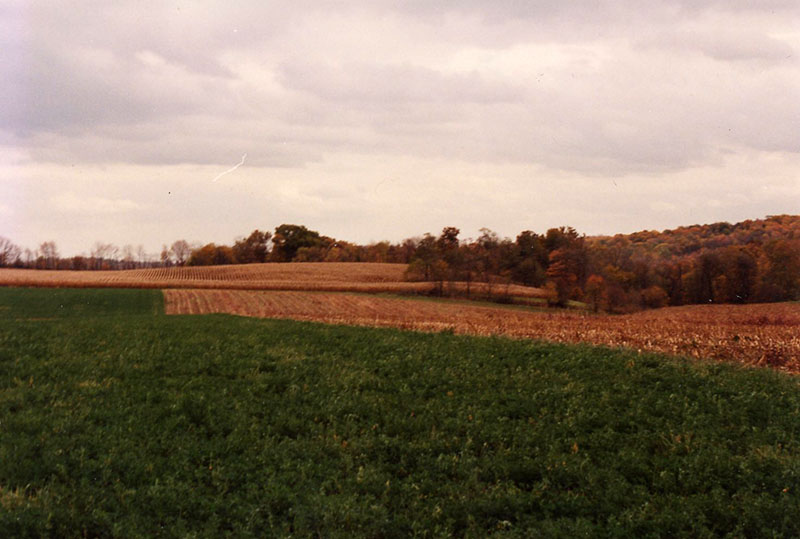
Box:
left=3, top=215, right=798, bottom=310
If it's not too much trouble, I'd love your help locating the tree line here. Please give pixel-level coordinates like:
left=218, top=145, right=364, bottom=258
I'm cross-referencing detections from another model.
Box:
left=2, top=215, right=798, bottom=311
left=0, top=225, right=416, bottom=271
left=183, top=225, right=419, bottom=266
left=0, top=239, right=158, bottom=271
left=402, top=216, right=800, bottom=311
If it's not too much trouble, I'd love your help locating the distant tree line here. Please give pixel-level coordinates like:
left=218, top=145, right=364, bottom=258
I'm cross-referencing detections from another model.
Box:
left=183, top=225, right=418, bottom=266
left=0, top=224, right=415, bottom=271
left=0, top=238, right=160, bottom=271
left=2, top=215, right=798, bottom=310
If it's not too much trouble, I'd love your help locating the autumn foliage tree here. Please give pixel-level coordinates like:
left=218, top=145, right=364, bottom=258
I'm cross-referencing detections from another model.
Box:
left=546, top=249, right=579, bottom=306
left=233, top=230, right=272, bottom=264
left=0, top=237, right=21, bottom=267
left=758, top=239, right=800, bottom=301
left=585, top=274, right=607, bottom=312
left=187, top=244, right=236, bottom=266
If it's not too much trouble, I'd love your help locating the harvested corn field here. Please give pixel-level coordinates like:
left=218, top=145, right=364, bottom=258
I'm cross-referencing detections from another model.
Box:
left=0, top=263, right=548, bottom=298
left=0, top=263, right=419, bottom=292
left=164, top=289, right=800, bottom=373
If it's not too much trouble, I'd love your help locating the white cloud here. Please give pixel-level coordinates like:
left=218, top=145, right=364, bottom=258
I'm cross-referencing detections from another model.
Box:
left=51, top=193, right=143, bottom=214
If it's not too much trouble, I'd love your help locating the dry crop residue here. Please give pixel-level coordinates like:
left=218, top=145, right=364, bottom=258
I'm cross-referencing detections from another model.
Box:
left=0, top=263, right=425, bottom=292
left=164, top=290, right=800, bottom=373
left=0, top=264, right=547, bottom=299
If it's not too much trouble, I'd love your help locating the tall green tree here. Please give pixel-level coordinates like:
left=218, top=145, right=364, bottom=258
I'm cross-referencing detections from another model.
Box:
left=408, top=234, right=438, bottom=281
left=270, top=225, right=322, bottom=262
left=512, top=231, right=547, bottom=287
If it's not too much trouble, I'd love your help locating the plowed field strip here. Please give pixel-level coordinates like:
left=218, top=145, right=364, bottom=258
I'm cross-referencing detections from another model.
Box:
left=164, top=290, right=800, bottom=373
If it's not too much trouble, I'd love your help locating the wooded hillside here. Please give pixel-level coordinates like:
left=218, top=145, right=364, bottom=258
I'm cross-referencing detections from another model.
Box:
left=403, top=215, right=800, bottom=311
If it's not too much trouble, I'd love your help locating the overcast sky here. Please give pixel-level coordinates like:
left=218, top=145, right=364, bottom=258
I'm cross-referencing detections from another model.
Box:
left=2, top=1, right=799, bottom=256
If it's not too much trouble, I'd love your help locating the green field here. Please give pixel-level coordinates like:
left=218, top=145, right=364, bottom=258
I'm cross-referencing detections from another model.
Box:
left=1, top=288, right=799, bottom=537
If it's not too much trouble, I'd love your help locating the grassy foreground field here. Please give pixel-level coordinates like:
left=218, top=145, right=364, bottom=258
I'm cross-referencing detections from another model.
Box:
left=2, top=288, right=800, bottom=536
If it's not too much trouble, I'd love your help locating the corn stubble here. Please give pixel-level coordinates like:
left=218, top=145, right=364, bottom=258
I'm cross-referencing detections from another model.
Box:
left=165, top=289, right=800, bottom=372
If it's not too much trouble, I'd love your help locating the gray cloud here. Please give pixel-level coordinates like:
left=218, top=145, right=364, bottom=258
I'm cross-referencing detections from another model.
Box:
left=641, top=25, right=795, bottom=63
left=279, top=62, right=522, bottom=105
left=5, top=0, right=799, bottom=172
left=2, top=0, right=799, bottom=254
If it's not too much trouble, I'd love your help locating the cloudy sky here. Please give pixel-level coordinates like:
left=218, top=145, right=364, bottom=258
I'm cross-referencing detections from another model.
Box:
left=2, top=1, right=799, bottom=256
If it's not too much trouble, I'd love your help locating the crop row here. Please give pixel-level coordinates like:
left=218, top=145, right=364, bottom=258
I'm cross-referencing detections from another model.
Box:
left=0, top=265, right=548, bottom=300
left=0, top=262, right=407, bottom=285
left=0, top=264, right=414, bottom=292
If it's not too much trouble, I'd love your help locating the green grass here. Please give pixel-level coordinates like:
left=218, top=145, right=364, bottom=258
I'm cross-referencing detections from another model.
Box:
left=1, top=288, right=799, bottom=537
left=0, top=287, right=163, bottom=319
